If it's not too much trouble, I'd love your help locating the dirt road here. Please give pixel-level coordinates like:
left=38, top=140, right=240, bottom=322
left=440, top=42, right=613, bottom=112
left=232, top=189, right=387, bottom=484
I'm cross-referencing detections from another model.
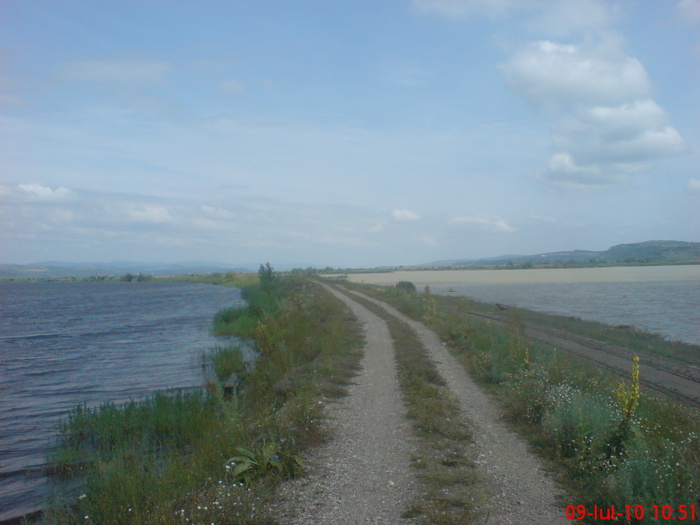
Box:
left=277, top=284, right=570, bottom=523
left=347, top=289, right=569, bottom=524
left=274, top=283, right=418, bottom=523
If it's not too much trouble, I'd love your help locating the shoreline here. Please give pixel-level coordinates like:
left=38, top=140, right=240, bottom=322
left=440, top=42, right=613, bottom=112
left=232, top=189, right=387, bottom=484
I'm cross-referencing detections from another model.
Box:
left=332, top=264, right=700, bottom=285
left=333, top=266, right=700, bottom=347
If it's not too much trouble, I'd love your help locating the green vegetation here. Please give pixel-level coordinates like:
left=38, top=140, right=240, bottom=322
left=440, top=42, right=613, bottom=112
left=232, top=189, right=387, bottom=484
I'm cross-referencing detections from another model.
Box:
left=40, top=273, right=363, bottom=524
left=444, top=296, right=700, bottom=366
left=341, top=281, right=700, bottom=524
left=202, top=345, right=247, bottom=384
left=396, top=280, right=417, bottom=293
left=345, top=290, right=482, bottom=523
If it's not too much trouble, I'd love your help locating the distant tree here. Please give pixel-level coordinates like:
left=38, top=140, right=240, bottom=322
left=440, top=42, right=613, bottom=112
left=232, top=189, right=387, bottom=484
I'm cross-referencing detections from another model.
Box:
left=396, top=281, right=417, bottom=293
left=258, top=262, right=275, bottom=283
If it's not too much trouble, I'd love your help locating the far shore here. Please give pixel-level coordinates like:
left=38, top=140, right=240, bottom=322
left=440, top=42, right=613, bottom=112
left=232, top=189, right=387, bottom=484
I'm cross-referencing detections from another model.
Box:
left=328, top=264, right=700, bottom=286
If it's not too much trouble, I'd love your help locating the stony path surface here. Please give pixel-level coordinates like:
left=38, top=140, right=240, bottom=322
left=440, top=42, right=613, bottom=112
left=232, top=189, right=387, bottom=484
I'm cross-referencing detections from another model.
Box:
left=273, top=283, right=418, bottom=524
left=347, top=289, right=570, bottom=525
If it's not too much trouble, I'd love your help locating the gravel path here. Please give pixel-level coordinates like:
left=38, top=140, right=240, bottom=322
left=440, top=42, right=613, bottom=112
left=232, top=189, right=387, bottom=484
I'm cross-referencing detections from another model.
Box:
left=273, top=283, right=418, bottom=524
left=347, top=289, right=570, bottom=525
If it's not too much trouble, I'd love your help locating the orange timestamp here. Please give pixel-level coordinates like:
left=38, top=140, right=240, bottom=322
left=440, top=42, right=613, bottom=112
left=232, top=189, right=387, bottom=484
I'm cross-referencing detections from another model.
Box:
left=566, top=504, right=697, bottom=521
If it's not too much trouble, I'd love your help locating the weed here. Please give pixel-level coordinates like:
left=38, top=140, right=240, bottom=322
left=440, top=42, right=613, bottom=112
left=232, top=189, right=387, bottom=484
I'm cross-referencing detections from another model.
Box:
left=225, top=442, right=303, bottom=485
left=344, top=281, right=700, bottom=525
left=41, top=275, right=363, bottom=524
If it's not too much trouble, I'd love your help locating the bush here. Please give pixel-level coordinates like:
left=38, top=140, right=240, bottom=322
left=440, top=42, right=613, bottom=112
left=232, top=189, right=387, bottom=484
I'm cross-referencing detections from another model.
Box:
left=203, top=345, right=247, bottom=382
left=396, top=280, right=417, bottom=293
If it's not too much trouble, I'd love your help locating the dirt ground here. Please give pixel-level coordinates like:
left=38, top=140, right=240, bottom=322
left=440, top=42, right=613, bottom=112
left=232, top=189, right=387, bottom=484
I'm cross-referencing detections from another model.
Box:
left=274, top=284, right=570, bottom=524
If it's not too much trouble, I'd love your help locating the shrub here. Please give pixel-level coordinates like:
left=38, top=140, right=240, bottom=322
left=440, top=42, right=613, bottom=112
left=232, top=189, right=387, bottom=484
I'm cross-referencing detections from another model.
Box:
left=396, top=280, right=417, bottom=293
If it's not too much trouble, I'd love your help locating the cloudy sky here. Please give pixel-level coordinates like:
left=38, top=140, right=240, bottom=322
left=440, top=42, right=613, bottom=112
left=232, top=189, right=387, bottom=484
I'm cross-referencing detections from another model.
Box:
left=1, top=0, right=699, bottom=268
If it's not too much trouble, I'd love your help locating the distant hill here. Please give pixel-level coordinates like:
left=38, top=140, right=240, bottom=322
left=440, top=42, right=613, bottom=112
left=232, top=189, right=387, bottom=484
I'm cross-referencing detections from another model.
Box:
left=422, top=241, right=700, bottom=268
left=0, top=260, right=317, bottom=280
left=0, top=261, right=255, bottom=280
left=599, top=241, right=700, bottom=263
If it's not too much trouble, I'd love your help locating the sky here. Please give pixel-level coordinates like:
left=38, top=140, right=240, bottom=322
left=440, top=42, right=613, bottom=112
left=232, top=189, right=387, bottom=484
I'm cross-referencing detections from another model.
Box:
left=1, top=0, right=699, bottom=268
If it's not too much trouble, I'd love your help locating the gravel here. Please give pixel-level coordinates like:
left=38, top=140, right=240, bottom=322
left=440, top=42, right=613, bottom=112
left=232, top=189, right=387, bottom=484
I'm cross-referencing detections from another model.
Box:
left=349, top=289, right=569, bottom=524
left=274, top=284, right=569, bottom=524
left=273, top=283, right=418, bottom=523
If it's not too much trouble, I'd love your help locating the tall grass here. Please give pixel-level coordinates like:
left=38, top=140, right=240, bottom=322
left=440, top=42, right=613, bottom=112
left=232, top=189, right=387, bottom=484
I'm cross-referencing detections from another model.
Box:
left=40, top=275, right=363, bottom=524
left=343, top=281, right=700, bottom=524
left=201, top=345, right=247, bottom=383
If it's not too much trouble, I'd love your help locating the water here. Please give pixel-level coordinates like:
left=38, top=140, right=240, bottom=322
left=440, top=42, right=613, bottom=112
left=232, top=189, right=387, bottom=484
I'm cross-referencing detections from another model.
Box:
left=430, top=280, right=700, bottom=345
left=346, top=266, right=700, bottom=346
left=0, top=281, right=245, bottom=522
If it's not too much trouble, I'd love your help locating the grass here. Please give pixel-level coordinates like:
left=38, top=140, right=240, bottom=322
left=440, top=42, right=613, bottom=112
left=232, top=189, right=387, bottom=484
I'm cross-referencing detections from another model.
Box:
left=340, top=280, right=700, bottom=525
left=341, top=287, right=484, bottom=524
left=446, top=293, right=700, bottom=366
left=39, top=275, right=363, bottom=525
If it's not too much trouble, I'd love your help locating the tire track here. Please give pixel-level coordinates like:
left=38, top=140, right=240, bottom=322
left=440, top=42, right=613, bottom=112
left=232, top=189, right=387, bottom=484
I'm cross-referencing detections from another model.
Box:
left=274, top=282, right=418, bottom=524
left=346, top=288, right=569, bottom=525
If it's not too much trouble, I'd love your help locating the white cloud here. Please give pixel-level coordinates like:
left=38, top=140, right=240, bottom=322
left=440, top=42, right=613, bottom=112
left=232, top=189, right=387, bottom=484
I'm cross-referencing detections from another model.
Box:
left=201, top=205, right=233, bottom=219
left=49, top=209, right=75, bottom=223
left=220, top=79, right=245, bottom=94
left=58, top=58, right=172, bottom=83
left=392, top=209, right=421, bottom=221
left=415, top=0, right=686, bottom=188
left=450, top=215, right=514, bottom=232
left=530, top=214, right=559, bottom=224
left=538, top=153, right=611, bottom=187
left=413, top=0, right=615, bottom=34
left=528, top=0, right=617, bottom=37
left=111, top=203, right=175, bottom=224
left=676, top=0, right=700, bottom=24
left=17, top=184, right=74, bottom=202
left=689, top=179, right=700, bottom=191
left=553, top=101, right=685, bottom=164
left=0, top=93, right=24, bottom=108
left=503, top=40, right=651, bottom=112
left=412, top=0, right=526, bottom=20
left=503, top=40, right=685, bottom=186
left=383, top=61, right=429, bottom=86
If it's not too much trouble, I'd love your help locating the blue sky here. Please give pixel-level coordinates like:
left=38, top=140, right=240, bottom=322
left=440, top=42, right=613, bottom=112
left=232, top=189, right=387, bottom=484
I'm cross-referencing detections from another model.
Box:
left=1, top=0, right=699, bottom=268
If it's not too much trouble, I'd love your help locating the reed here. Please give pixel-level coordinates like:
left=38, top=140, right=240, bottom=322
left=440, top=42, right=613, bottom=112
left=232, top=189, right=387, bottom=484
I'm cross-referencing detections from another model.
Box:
left=40, top=275, right=363, bottom=524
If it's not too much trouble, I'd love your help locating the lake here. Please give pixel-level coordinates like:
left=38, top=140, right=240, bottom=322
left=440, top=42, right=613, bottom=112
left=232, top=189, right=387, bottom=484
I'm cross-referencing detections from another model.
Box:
left=344, top=265, right=700, bottom=346
left=0, top=281, right=245, bottom=523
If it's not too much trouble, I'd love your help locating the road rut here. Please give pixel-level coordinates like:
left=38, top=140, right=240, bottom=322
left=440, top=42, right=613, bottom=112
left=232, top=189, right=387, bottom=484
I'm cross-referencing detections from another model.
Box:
left=274, top=283, right=418, bottom=523
left=347, top=288, right=569, bottom=524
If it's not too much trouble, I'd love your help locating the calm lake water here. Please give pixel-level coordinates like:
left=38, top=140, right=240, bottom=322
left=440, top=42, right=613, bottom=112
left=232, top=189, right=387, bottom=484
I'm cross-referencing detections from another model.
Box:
left=346, top=265, right=700, bottom=346
left=0, top=281, right=245, bottom=522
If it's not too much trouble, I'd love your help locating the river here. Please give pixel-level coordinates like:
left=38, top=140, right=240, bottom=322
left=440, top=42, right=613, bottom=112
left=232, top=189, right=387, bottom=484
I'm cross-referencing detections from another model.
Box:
left=0, top=281, right=245, bottom=523
left=344, top=265, right=700, bottom=346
